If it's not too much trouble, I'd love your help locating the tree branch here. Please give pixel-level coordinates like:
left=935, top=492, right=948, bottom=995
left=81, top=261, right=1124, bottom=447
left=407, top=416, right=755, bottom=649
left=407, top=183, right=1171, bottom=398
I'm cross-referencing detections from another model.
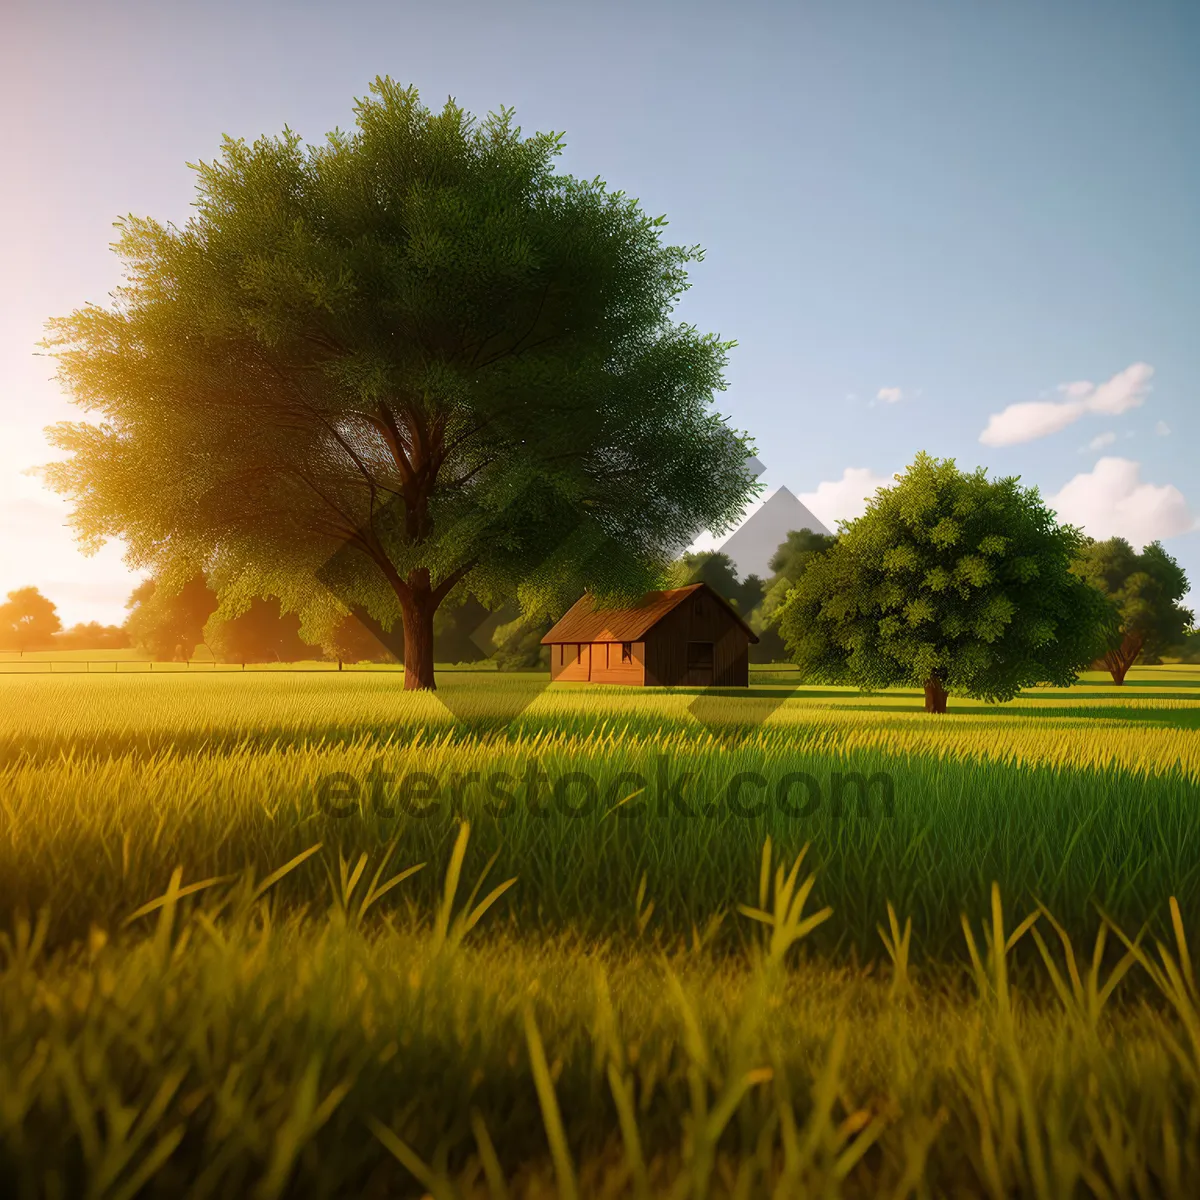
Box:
left=432, top=559, right=478, bottom=606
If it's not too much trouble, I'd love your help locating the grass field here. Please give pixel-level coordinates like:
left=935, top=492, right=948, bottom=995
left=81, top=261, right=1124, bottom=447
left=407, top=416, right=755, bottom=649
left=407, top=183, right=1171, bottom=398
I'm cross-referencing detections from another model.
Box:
left=2, top=666, right=1199, bottom=1196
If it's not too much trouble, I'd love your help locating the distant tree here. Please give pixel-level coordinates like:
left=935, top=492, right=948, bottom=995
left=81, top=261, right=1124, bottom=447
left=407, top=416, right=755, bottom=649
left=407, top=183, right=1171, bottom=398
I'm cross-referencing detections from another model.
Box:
left=124, top=576, right=217, bottom=661
left=747, top=615, right=787, bottom=665
left=54, top=622, right=131, bottom=651
left=768, top=529, right=831, bottom=611
left=1178, top=629, right=1200, bottom=664
left=733, top=573, right=766, bottom=619
left=1072, top=538, right=1193, bottom=684
left=766, top=530, right=839, bottom=594
left=777, top=454, right=1115, bottom=713
left=204, top=597, right=321, bottom=663
left=670, top=550, right=739, bottom=598
left=491, top=610, right=553, bottom=670
left=44, top=78, right=756, bottom=692
left=429, top=595, right=494, bottom=665
left=322, top=613, right=399, bottom=664
left=0, top=587, right=62, bottom=653
left=669, top=550, right=764, bottom=614
left=319, top=594, right=517, bottom=665
left=749, top=529, right=837, bottom=663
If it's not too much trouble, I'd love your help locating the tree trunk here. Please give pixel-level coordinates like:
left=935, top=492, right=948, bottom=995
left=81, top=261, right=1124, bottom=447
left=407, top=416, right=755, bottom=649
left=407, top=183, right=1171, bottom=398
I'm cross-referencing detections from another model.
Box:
left=1104, top=632, right=1143, bottom=686
left=923, top=675, right=949, bottom=714
left=400, top=583, right=437, bottom=691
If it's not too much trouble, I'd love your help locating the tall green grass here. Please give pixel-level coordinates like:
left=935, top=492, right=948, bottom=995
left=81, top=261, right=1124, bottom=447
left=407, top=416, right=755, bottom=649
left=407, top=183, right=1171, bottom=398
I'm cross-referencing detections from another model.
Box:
left=2, top=668, right=1199, bottom=1194
left=1, top=671, right=1197, bottom=959
left=3, top=828, right=1200, bottom=1197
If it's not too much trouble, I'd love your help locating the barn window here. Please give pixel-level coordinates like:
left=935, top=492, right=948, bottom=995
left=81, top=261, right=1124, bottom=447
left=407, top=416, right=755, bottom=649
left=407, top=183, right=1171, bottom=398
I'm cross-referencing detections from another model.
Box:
left=621, top=642, right=632, bottom=663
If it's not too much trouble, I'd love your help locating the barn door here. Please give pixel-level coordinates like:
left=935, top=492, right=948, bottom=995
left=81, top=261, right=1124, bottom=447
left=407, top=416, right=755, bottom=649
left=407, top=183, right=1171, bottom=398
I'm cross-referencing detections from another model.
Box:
left=686, top=641, right=714, bottom=686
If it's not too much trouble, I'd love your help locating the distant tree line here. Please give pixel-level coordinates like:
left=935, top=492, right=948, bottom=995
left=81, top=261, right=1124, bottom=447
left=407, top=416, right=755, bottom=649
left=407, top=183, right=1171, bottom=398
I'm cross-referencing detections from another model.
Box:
left=5, top=459, right=1195, bottom=698
left=0, top=576, right=551, bottom=666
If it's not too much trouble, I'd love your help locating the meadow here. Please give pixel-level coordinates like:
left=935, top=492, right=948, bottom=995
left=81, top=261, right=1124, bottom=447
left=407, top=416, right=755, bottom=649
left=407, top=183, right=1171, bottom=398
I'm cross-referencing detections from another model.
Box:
left=1, top=664, right=1199, bottom=1197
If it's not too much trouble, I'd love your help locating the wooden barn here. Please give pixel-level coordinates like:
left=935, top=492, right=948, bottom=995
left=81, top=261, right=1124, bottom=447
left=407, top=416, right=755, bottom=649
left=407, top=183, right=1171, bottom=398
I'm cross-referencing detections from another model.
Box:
left=541, top=583, right=759, bottom=687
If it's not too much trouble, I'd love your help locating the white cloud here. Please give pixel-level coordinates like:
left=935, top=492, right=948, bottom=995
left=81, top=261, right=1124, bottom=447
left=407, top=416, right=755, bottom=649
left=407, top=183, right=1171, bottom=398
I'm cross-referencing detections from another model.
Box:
left=1059, top=381, right=1095, bottom=400
left=876, top=387, right=904, bottom=404
left=1082, top=363, right=1155, bottom=415
left=1086, top=431, right=1117, bottom=451
left=1155, top=420, right=1172, bottom=436
left=985, top=399, right=1091, bottom=445
left=800, top=467, right=892, bottom=529
left=980, top=362, right=1154, bottom=447
left=1049, top=457, right=1196, bottom=548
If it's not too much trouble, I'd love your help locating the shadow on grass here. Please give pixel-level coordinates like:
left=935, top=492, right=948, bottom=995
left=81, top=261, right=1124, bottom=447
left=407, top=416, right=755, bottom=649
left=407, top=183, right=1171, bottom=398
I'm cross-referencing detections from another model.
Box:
left=1073, top=677, right=1200, bottom=690
left=827, top=702, right=1200, bottom=729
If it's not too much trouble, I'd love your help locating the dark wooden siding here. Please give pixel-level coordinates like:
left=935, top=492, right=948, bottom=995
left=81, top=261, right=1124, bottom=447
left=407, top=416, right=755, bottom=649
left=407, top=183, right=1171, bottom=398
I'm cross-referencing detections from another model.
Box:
left=643, top=590, right=749, bottom=687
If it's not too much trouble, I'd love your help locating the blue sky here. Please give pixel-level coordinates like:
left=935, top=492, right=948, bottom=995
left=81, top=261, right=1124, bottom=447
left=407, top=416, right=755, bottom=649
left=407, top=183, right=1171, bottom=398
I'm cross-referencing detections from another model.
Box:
left=2, top=0, right=1196, bottom=625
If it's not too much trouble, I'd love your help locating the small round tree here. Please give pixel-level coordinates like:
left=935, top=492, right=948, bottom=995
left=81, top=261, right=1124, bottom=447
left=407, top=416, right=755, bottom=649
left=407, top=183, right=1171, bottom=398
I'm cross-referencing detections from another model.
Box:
left=776, top=453, right=1114, bottom=712
left=42, top=79, right=756, bottom=690
left=1072, top=537, right=1193, bottom=684
left=0, top=587, right=62, bottom=654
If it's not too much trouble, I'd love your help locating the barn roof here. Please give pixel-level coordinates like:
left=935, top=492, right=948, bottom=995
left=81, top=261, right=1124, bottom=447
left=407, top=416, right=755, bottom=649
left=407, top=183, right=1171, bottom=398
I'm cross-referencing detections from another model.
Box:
left=541, top=582, right=759, bottom=645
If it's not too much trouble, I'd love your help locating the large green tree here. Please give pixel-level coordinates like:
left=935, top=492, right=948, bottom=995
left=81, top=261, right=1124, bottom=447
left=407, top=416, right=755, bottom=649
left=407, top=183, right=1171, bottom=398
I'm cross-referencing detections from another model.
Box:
left=776, top=454, right=1114, bottom=713
left=43, top=79, right=755, bottom=690
left=1072, top=537, right=1192, bottom=684
left=0, top=587, right=62, bottom=653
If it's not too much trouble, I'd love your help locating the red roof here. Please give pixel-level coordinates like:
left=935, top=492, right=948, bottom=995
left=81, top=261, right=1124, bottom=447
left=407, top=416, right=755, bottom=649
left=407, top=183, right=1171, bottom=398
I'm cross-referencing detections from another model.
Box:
left=541, top=582, right=759, bottom=645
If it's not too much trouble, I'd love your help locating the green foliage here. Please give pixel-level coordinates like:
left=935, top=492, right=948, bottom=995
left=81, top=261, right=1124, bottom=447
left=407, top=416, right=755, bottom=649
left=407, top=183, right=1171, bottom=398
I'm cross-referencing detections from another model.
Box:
left=43, top=77, right=757, bottom=688
left=777, top=454, right=1115, bottom=706
left=749, top=529, right=837, bottom=662
left=319, top=594, right=537, bottom=665
left=669, top=549, right=738, bottom=598
left=123, top=576, right=217, bottom=661
left=491, top=609, right=552, bottom=670
left=668, top=550, right=763, bottom=613
left=1072, top=537, right=1193, bottom=681
left=1179, top=629, right=1200, bottom=664
left=737, top=573, right=766, bottom=613
left=431, top=594, right=495, bottom=664
left=0, top=587, right=61, bottom=652
left=766, top=528, right=838, bottom=591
